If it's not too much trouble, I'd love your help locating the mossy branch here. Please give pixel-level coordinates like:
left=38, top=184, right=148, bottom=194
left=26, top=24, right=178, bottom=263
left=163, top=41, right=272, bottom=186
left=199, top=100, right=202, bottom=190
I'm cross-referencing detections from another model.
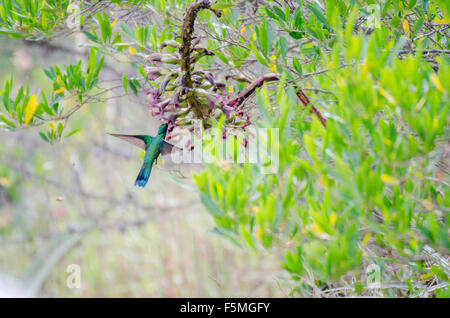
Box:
left=180, top=0, right=221, bottom=120
left=227, top=74, right=328, bottom=128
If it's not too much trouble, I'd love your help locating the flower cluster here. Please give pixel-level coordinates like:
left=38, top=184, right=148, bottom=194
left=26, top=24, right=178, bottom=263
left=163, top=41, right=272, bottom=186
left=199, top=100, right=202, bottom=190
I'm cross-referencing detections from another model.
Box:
left=144, top=41, right=252, bottom=137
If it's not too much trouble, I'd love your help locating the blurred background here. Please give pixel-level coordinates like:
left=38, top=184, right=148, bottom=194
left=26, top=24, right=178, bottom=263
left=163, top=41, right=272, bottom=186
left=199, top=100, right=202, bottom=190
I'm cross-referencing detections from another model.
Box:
left=0, top=35, right=292, bottom=297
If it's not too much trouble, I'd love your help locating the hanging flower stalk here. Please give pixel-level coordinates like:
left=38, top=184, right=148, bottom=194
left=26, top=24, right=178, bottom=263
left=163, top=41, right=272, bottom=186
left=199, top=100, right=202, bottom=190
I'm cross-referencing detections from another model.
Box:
left=145, top=0, right=327, bottom=137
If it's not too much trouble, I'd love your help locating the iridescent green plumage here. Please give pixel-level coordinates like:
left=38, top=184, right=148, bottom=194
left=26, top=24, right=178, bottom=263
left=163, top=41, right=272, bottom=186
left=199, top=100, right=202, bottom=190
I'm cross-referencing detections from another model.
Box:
left=108, top=123, right=178, bottom=187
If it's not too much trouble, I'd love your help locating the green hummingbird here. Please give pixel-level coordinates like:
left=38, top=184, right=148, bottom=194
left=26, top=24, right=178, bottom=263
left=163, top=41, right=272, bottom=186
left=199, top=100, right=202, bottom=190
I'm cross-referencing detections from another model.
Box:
left=108, top=123, right=180, bottom=187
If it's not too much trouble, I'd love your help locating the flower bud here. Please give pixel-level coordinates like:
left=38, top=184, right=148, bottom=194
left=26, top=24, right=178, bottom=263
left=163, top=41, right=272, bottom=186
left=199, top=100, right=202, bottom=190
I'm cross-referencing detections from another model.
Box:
left=146, top=67, right=162, bottom=81
left=159, top=40, right=180, bottom=50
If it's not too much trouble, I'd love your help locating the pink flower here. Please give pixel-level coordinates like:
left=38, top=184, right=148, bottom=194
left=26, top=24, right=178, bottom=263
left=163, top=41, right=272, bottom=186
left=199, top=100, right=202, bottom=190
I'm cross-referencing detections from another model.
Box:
left=147, top=67, right=162, bottom=81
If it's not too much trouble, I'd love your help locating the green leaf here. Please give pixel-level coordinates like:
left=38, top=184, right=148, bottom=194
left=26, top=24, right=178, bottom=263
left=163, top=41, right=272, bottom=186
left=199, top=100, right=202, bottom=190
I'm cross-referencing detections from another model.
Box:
left=251, top=42, right=268, bottom=66
left=273, top=5, right=286, bottom=22
left=431, top=266, right=449, bottom=281
left=211, top=3, right=234, bottom=10
left=122, top=73, right=128, bottom=94
left=120, top=22, right=135, bottom=40
left=288, top=30, right=304, bottom=39
left=39, top=132, right=49, bottom=142
left=279, top=36, right=288, bottom=58
left=0, top=114, right=16, bottom=128
left=303, top=134, right=316, bottom=159
left=240, top=225, right=256, bottom=249
left=200, top=193, right=227, bottom=217
left=265, top=7, right=281, bottom=23
left=256, top=89, right=273, bottom=125
left=82, top=30, right=100, bottom=43
left=210, top=227, right=242, bottom=248
left=57, top=122, right=63, bottom=135
left=306, top=3, right=329, bottom=26
left=257, top=24, right=267, bottom=55
left=293, top=57, right=303, bottom=75
left=65, top=128, right=81, bottom=138
left=294, top=7, right=303, bottom=29
left=98, top=12, right=112, bottom=43
left=129, top=79, right=138, bottom=96
left=43, top=68, right=55, bottom=80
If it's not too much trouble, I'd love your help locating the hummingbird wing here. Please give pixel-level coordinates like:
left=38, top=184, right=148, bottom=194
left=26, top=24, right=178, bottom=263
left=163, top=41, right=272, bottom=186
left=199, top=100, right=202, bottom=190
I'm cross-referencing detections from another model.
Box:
left=161, top=141, right=183, bottom=156
left=107, top=133, right=149, bottom=150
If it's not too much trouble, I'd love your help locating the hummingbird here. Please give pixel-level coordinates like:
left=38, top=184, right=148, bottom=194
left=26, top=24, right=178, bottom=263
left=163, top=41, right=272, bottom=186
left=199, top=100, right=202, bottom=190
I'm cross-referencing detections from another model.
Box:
left=108, top=123, right=180, bottom=188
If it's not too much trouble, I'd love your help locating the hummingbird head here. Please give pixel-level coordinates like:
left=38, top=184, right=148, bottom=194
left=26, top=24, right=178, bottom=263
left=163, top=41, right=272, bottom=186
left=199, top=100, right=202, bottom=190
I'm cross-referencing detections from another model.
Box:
left=157, top=123, right=169, bottom=136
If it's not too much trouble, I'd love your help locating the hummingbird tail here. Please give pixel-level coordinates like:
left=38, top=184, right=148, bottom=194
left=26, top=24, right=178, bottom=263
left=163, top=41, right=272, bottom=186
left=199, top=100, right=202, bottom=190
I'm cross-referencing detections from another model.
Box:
left=134, top=161, right=153, bottom=188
